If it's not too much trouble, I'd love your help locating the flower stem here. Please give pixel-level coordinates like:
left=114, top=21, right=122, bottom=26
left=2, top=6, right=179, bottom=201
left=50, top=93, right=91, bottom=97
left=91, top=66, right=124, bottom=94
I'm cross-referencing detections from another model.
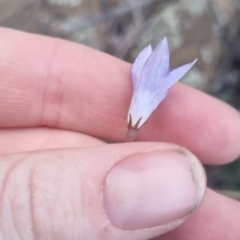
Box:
left=127, top=128, right=137, bottom=142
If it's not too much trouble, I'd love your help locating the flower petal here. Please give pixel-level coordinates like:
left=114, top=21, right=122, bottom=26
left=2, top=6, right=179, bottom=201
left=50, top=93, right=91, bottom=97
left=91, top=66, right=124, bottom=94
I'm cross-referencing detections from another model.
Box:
left=128, top=87, right=168, bottom=129
left=128, top=89, right=157, bottom=129
left=131, top=45, right=152, bottom=90
left=164, top=59, right=197, bottom=91
left=140, top=37, right=170, bottom=90
left=128, top=39, right=197, bottom=132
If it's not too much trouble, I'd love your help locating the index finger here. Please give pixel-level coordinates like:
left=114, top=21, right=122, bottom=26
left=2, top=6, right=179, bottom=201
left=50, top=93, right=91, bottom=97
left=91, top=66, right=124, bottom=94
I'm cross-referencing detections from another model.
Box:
left=0, top=28, right=239, bottom=164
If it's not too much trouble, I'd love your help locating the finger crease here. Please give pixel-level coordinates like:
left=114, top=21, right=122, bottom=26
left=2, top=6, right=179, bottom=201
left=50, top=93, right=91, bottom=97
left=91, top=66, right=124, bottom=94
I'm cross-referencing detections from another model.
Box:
left=40, top=38, right=64, bottom=128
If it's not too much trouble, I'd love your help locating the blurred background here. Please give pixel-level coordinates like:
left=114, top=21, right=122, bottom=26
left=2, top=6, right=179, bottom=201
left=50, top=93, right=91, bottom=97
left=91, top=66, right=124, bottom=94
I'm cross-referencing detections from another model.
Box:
left=0, top=0, right=240, bottom=199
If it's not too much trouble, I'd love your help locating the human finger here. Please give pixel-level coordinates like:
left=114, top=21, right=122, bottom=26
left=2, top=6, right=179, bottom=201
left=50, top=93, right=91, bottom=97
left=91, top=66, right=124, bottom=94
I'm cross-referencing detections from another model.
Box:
left=0, top=28, right=239, bottom=164
left=156, top=189, right=240, bottom=240
left=0, top=142, right=205, bottom=240
left=0, top=127, right=104, bottom=155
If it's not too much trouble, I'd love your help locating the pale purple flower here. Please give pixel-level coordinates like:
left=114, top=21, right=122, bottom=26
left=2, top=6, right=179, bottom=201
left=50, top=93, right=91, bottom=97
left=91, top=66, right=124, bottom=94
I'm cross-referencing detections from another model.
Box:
left=128, top=37, right=197, bottom=132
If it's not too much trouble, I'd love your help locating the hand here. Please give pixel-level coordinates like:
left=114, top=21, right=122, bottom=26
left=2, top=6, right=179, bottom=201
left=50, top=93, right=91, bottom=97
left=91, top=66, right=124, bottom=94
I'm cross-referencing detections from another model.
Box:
left=0, top=28, right=239, bottom=240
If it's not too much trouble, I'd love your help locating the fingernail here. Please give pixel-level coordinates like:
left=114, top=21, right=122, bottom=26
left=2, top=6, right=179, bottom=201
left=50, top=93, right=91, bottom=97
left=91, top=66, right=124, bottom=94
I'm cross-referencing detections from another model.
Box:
left=103, top=148, right=205, bottom=230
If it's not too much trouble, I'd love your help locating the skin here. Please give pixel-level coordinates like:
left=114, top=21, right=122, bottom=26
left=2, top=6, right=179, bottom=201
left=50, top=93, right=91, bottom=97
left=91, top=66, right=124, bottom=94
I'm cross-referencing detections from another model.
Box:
left=0, top=28, right=240, bottom=239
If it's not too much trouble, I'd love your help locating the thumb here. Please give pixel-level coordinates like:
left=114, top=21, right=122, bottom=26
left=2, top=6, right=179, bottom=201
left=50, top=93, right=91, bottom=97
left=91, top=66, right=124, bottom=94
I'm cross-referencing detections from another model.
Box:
left=0, top=142, right=206, bottom=240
